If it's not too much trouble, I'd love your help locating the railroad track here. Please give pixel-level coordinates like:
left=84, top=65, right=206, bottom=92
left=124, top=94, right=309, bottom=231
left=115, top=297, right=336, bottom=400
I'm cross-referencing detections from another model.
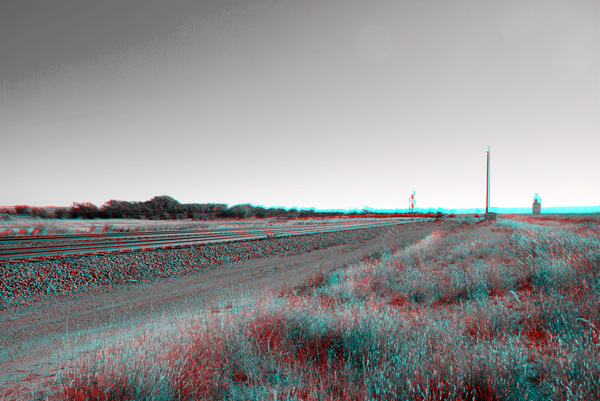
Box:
left=0, top=219, right=433, bottom=261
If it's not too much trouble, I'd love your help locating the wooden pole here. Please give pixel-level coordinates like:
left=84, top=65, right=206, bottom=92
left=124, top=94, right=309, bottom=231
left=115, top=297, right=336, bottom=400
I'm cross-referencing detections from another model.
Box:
left=486, top=147, right=489, bottom=214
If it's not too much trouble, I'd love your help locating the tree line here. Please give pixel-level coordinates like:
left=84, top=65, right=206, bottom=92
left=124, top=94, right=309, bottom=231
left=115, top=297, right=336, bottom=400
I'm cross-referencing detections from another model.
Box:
left=1, top=196, right=382, bottom=220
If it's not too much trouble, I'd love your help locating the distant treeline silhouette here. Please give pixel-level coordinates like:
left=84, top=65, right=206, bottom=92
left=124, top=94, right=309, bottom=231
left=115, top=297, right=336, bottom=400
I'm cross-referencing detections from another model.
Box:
left=3, top=196, right=416, bottom=220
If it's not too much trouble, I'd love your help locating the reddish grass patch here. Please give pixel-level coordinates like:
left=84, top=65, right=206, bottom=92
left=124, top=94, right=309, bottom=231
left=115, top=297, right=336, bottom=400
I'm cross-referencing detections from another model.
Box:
left=62, top=374, right=138, bottom=401
left=461, top=377, right=502, bottom=401
left=388, top=294, right=408, bottom=307
left=524, top=324, right=551, bottom=344
left=516, top=276, right=533, bottom=292
left=464, top=318, right=495, bottom=342
left=248, top=314, right=290, bottom=356
left=247, top=313, right=345, bottom=372
left=294, top=271, right=325, bottom=296
left=488, top=285, right=505, bottom=297
left=170, top=332, right=228, bottom=399
left=431, top=296, right=452, bottom=307
left=317, top=293, right=338, bottom=310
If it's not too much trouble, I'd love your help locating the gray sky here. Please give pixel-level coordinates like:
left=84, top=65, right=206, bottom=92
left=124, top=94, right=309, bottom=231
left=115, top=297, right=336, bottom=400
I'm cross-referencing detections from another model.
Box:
left=1, top=0, right=598, bottom=210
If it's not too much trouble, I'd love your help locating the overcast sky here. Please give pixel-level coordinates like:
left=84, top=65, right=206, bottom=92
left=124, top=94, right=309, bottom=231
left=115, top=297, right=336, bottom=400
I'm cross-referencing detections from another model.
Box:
left=1, top=0, right=598, bottom=210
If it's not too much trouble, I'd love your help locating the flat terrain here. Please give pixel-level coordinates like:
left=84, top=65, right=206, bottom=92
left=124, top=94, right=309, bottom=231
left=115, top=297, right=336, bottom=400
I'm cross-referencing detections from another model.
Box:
left=0, top=219, right=446, bottom=398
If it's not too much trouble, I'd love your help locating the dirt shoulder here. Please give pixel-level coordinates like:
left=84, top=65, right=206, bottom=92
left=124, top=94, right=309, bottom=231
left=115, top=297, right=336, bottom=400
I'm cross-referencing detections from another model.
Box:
left=0, top=220, right=450, bottom=399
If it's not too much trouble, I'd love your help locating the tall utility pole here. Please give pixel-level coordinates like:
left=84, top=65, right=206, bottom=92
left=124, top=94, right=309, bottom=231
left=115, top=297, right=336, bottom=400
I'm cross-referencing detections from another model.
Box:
left=486, top=146, right=490, bottom=214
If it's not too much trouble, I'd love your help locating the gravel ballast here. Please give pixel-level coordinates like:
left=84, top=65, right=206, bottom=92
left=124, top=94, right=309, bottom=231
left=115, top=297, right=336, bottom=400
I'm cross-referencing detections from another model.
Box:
left=0, top=223, right=420, bottom=310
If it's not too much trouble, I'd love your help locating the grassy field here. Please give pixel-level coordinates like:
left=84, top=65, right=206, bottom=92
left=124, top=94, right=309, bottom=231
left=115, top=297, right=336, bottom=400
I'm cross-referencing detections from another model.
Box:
left=0, top=217, right=228, bottom=237
left=29, top=215, right=600, bottom=399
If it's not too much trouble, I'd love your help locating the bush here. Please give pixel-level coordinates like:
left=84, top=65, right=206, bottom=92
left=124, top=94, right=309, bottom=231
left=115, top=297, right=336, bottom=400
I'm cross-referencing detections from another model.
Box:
left=53, top=208, right=69, bottom=219
left=15, top=205, right=31, bottom=215
left=220, top=204, right=252, bottom=219
left=69, top=203, right=100, bottom=219
left=31, top=208, right=50, bottom=218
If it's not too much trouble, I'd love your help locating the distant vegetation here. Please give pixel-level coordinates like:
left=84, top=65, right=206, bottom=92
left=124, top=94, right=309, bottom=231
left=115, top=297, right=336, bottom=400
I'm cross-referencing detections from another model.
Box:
left=1, top=196, right=441, bottom=221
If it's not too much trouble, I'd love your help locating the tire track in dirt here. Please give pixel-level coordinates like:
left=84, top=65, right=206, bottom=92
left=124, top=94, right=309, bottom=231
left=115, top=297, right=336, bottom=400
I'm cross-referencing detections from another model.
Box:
left=0, top=220, right=450, bottom=399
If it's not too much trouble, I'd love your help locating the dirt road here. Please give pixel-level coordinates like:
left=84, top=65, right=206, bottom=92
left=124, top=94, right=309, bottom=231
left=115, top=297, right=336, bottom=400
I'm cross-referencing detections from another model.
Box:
left=0, top=220, right=448, bottom=399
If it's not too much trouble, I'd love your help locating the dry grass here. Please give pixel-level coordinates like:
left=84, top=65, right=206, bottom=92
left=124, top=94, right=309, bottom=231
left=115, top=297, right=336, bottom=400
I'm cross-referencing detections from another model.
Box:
left=22, top=215, right=600, bottom=400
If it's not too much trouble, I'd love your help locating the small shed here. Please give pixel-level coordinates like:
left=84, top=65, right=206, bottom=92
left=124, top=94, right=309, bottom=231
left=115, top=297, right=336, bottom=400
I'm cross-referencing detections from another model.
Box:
left=532, top=193, right=542, bottom=215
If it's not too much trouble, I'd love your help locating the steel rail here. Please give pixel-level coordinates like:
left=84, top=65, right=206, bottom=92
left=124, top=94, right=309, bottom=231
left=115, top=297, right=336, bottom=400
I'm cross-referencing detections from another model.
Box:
left=0, top=220, right=427, bottom=261
left=0, top=222, right=382, bottom=261
left=0, top=223, right=378, bottom=254
left=0, top=219, right=406, bottom=244
left=0, top=221, right=402, bottom=252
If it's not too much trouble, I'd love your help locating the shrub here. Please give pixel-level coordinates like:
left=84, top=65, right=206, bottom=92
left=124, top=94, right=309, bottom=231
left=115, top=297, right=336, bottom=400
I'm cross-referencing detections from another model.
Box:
left=220, top=204, right=252, bottom=219
left=31, top=208, right=49, bottom=218
left=53, top=208, right=69, bottom=219
left=15, top=205, right=31, bottom=215
left=69, top=202, right=100, bottom=219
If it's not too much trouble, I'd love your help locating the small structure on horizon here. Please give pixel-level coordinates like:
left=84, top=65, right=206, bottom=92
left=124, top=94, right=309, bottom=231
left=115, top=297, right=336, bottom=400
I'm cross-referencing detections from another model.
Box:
left=533, top=193, right=542, bottom=215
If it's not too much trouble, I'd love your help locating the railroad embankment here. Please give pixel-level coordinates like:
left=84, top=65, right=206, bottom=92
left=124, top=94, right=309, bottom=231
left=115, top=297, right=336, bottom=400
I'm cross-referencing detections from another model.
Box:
left=0, top=222, right=428, bottom=310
